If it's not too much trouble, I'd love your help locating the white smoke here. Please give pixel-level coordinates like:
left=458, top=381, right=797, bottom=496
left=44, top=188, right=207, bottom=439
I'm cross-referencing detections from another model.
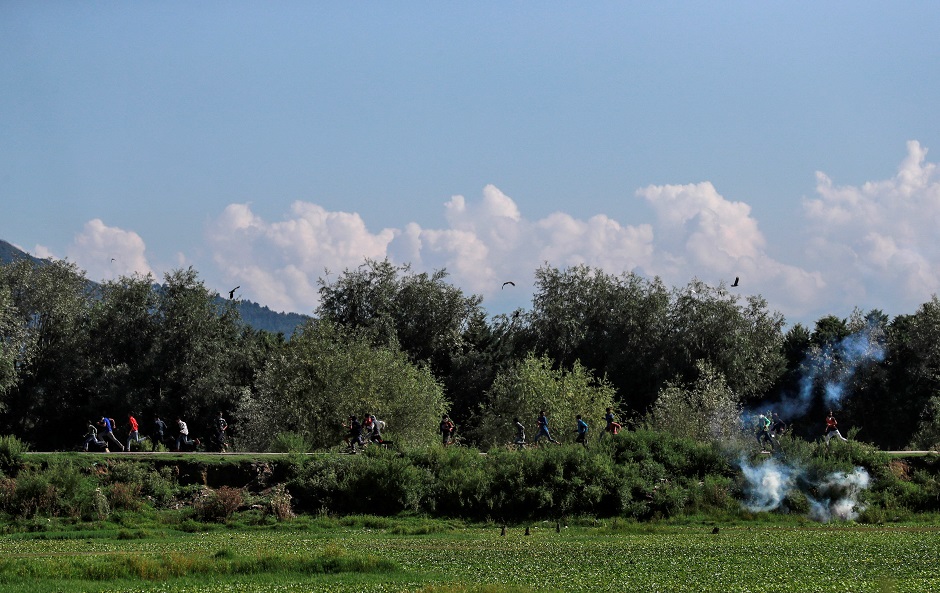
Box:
left=739, top=457, right=797, bottom=513
left=738, top=458, right=871, bottom=522
left=807, top=467, right=871, bottom=522
left=761, top=320, right=886, bottom=423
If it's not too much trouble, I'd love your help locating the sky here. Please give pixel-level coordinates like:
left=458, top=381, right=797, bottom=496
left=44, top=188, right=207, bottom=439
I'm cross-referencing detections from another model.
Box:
left=2, top=2, right=939, bottom=326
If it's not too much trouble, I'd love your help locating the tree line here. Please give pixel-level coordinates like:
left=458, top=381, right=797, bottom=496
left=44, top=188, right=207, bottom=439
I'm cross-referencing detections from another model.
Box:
left=1, top=257, right=939, bottom=452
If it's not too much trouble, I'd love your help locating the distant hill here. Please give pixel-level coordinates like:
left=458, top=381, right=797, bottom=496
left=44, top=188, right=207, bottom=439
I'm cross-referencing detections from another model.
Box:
left=0, top=239, right=46, bottom=266
left=0, top=239, right=308, bottom=337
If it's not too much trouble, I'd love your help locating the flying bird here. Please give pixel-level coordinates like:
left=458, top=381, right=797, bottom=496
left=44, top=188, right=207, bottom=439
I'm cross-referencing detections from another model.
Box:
left=502, top=281, right=515, bottom=289
left=228, top=286, right=240, bottom=299
left=731, top=277, right=739, bottom=288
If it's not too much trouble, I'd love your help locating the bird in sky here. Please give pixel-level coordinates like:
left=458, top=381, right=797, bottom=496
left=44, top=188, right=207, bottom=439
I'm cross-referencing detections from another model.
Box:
left=731, top=277, right=740, bottom=287
left=228, top=286, right=240, bottom=299
left=502, top=281, right=515, bottom=289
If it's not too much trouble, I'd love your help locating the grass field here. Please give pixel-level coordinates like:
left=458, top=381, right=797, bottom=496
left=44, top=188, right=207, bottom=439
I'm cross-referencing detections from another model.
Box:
left=0, top=518, right=936, bottom=593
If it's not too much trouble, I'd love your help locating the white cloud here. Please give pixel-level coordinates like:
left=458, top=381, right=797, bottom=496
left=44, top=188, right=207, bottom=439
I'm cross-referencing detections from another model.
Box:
left=203, top=142, right=939, bottom=323
left=67, top=219, right=154, bottom=280
left=803, top=140, right=940, bottom=313
left=638, top=181, right=822, bottom=315
left=207, top=202, right=397, bottom=312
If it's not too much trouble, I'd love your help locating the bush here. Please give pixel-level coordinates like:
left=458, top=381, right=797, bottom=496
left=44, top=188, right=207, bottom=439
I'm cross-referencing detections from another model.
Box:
left=194, top=486, right=244, bottom=522
left=269, top=432, right=312, bottom=454
left=0, top=435, right=28, bottom=476
left=266, top=484, right=294, bottom=521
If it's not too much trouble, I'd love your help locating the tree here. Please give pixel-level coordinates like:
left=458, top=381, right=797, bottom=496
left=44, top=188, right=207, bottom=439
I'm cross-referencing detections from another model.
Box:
left=472, top=353, right=616, bottom=448
left=0, top=259, right=92, bottom=447
left=523, top=265, right=671, bottom=415
left=151, top=268, right=248, bottom=427
left=317, top=259, right=489, bottom=431
left=523, top=265, right=786, bottom=418
left=85, top=274, right=162, bottom=417
left=0, top=282, right=27, bottom=398
left=646, top=360, right=741, bottom=443
left=885, top=297, right=940, bottom=450
left=238, top=320, right=447, bottom=451
left=664, top=280, right=786, bottom=405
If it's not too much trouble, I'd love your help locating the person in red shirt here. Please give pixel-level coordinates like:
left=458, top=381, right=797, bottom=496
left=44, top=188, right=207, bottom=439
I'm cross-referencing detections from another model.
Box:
left=126, top=412, right=147, bottom=450
left=824, top=410, right=848, bottom=446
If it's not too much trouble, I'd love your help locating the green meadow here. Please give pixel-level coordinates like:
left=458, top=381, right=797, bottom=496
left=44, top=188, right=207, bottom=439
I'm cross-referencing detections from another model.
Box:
left=0, top=518, right=937, bottom=593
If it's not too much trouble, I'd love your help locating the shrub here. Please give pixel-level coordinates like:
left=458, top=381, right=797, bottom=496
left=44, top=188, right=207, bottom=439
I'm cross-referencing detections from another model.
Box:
left=269, top=432, right=312, bottom=454
left=194, top=487, right=244, bottom=522
left=266, top=484, right=294, bottom=521
left=0, top=435, right=28, bottom=476
left=108, top=482, right=142, bottom=511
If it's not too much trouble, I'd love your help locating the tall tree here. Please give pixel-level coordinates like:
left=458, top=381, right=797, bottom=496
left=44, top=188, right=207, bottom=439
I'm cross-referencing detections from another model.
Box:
left=238, top=319, right=447, bottom=450
left=473, top=353, right=616, bottom=448
left=151, top=268, right=247, bottom=427
left=524, top=265, right=786, bottom=417
left=317, top=259, right=489, bottom=426
left=0, top=260, right=92, bottom=447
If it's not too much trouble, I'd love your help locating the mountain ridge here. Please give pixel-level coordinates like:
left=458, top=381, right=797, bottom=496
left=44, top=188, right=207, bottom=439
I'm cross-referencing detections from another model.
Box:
left=0, top=239, right=308, bottom=337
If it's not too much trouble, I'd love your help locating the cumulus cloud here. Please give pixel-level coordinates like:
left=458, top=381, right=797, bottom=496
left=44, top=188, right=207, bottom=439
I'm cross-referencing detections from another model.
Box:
left=204, top=142, right=939, bottom=321
left=803, top=140, right=940, bottom=313
left=66, top=219, right=154, bottom=280
left=207, top=202, right=397, bottom=312
left=637, top=181, right=822, bottom=314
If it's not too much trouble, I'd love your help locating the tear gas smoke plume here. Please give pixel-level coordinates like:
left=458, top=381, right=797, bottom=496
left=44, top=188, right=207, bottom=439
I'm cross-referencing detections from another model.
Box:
left=749, top=321, right=886, bottom=423
left=739, top=458, right=871, bottom=522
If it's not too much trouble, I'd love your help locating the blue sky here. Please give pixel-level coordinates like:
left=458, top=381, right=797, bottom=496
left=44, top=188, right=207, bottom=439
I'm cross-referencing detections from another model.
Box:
left=2, top=2, right=939, bottom=325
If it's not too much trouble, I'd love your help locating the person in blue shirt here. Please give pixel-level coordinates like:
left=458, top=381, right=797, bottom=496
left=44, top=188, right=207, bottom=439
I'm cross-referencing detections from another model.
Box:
left=575, top=415, right=589, bottom=448
left=534, top=410, right=560, bottom=445
left=99, top=416, right=125, bottom=452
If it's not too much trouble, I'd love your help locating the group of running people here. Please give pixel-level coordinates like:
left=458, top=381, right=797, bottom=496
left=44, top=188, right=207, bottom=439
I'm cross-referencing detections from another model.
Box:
left=441, top=407, right=623, bottom=450
left=82, top=411, right=229, bottom=453
left=344, top=413, right=386, bottom=452
left=755, top=409, right=849, bottom=450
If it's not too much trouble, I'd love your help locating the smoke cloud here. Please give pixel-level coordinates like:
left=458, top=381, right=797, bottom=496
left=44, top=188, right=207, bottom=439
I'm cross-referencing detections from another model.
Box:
left=807, top=467, right=871, bottom=522
left=739, top=458, right=871, bottom=522
left=764, top=321, right=886, bottom=422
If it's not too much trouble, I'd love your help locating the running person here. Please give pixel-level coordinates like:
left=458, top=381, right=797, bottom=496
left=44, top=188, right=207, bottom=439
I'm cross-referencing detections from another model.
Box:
left=346, top=415, right=364, bottom=452
left=369, top=415, right=384, bottom=445
left=604, top=407, right=621, bottom=434
left=176, top=418, right=197, bottom=451
left=534, top=411, right=560, bottom=445
left=756, top=414, right=774, bottom=451
left=83, top=420, right=108, bottom=452
left=575, top=415, right=589, bottom=448
left=214, top=411, right=229, bottom=452
left=824, top=410, right=848, bottom=445
left=513, top=417, right=526, bottom=449
left=440, top=415, right=455, bottom=446
left=126, top=413, right=147, bottom=450
left=99, top=416, right=125, bottom=452
left=152, top=415, right=167, bottom=451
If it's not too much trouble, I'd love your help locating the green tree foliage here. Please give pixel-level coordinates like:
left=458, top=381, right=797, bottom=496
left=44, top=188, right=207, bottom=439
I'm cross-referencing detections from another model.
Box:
left=238, top=320, right=447, bottom=451
left=524, top=266, right=786, bottom=417
left=885, top=297, right=940, bottom=450
left=646, top=360, right=742, bottom=443
left=317, top=259, right=492, bottom=430
left=151, top=268, right=248, bottom=422
left=0, top=283, right=28, bottom=398
left=0, top=260, right=92, bottom=446
left=473, top=353, right=616, bottom=448
left=86, top=274, right=162, bottom=416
